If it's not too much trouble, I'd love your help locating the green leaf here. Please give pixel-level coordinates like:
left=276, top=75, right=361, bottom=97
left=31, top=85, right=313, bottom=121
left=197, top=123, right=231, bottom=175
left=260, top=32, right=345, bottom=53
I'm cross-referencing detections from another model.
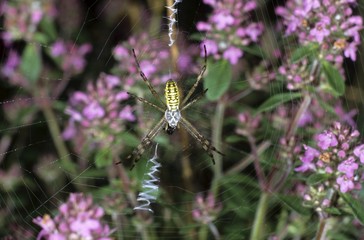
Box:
left=95, top=148, right=112, bottom=168
left=20, top=44, right=42, bottom=84
left=121, top=132, right=141, bottom=147
left=340, top=193, right=364, bottom=225
left=257, top=92, right=302, bottom=113
left=317, top=97, right=337, bottom=115
left=39, top=17, right=57, bottom=41
left=189, top=33, right=203, bottom=41
left=307, top=173, right=331, bottom=185
left=239, top=45, right=266, bottom=58
left=290, top=44, right=319, bottom=62
left=225, top=135, right=244, bottom=143
left=321, top=60, right=345, bottom=96
left=204, top=59, right=232, bottom=101
left=325, top=207, right=342, bottom=215
left=276, top=195, right=310, bottom=215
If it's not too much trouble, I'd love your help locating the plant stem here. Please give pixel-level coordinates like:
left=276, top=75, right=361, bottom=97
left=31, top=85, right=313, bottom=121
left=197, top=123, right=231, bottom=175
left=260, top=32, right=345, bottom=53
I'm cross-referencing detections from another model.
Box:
left=211, top=99, right=226, bottom=195
left=41, top=103, right=77, bottom=175
left=225, top=140, right=271, bottom=175
left=250, top=192, right=269, bottom=240
left=315, top=218, right=328, bottom=240
left=199, top=225, right=208, bottom=240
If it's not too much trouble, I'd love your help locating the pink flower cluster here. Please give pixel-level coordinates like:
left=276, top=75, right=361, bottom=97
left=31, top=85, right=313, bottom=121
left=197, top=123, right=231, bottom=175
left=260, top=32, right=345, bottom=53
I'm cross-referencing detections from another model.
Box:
left=192, top=193, right=222, bottom=224
left=278, top=58, right=315, bottom=90
left=276, top=0, right=363, bottom=63
left=271, top=95, right=357, bottom=132
left=296, top=122, right=364, bottom=193
left=63, top=73, right=135, bottom=147
left=112, top=32, right=177, bottom=87
left=50, top=40, right=92, bottom=76
left=197, top=0, right=264, bottom=64
left=33, top=193, right=112, bottom=240
left=1, top=0, right=56, bottom=44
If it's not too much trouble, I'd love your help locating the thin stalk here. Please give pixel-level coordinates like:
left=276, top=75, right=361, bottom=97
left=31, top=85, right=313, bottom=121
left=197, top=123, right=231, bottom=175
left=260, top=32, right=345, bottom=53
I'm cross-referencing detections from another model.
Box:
left=208, top=222, right=221, bottom=240
left=250, top=192, right=270, bottom=240
left=225, top=140, right=271, bottom=175
left=198, top=225, right=208, bottom=240
left=315, top=218, right=328, bottom=240
left=246, top=133, right=267, bottom=191
left=211, top=99, right=226, bottom=195
left=271, top=93, right=312, bottom=192
left=41, top=103, right=77, bottom=175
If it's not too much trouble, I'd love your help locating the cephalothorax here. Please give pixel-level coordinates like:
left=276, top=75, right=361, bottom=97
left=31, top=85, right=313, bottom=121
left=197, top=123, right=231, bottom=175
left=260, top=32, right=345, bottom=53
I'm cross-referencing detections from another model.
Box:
left=116, top=46, right=224, bottom=169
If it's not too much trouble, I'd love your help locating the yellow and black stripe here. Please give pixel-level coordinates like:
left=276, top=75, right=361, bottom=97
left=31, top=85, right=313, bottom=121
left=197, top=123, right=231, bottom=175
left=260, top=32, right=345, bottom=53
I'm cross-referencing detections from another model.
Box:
left=165, top=80, right=180, bottom=111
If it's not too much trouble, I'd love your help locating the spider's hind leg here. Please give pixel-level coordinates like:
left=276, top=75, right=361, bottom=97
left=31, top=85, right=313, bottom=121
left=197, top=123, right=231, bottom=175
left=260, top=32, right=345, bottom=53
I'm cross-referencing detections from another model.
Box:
left=116, top=117, right=166, bottom=170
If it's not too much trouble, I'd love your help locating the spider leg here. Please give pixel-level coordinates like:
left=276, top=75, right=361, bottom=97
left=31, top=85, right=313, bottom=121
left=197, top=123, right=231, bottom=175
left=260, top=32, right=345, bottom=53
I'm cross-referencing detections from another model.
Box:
left=179, top=116, right=224, bottom=165
left=181, top=89, right=208, bottom=111
left=132, top=49, right=167, bottom=108
left=127, top=92, right=165, bottom=113
left=181, top=45, right=207, bottom=107
left=116, top=117, right=166, bottom=170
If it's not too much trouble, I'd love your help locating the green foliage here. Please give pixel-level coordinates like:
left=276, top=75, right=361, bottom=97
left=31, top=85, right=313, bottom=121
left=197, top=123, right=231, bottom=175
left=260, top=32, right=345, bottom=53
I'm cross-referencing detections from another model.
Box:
left=257, top=92, right=302, bottom=113
left=340, top=193, right=364, bottom=225
left=95, top=148, right=113, bottom=168
left=204, top=59, right=232, bottom=100
left=290, top=43, right=319, bottom=62
left=307, top=173, right=331, bottom=185
left=276, top=195, right=311, bottom=215
left=20, top=44, right=42, bottom=84
left=321, top=60, right=346, bottom=96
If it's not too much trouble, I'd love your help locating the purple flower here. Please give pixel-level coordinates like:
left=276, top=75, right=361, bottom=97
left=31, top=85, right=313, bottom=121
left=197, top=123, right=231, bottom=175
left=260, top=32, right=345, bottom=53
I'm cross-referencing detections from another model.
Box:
left=51, top=40, right=91, bottom=76
left=1, top=1, right=56, bottom=42
left=119, top=105, right=136, bottom=122
left=34, top=193, right=113, bottom=239
left=197, top=0, right=263, bottom=64
left=211, top=12, right=234, bottom=30
left=193, top=192, right=222, bottom=224
left=276, top=0, right=363, bottom=66
left=295, top=145, right=319, bottom=172
left=223, top=46, right=243, bottom=64
left=112, top=32, right=177, bottom=86
left=51, top=41, right=66, bottom=57
left=344, top=42, right=357, bottom=61
left=83, top=102, right=105, bottom=120
left=317, top=131, right=338, bottom=150
left=336, top=175, right=355, bottom=193
left=337, top=156, right=358, bottom=178
left=1, top=50, right=20, bottom=77
left=64, top=73, right=132, bottom=148
left=310, top=22, right=330, bottom=43
left=354, top=144, right=364, bottom=163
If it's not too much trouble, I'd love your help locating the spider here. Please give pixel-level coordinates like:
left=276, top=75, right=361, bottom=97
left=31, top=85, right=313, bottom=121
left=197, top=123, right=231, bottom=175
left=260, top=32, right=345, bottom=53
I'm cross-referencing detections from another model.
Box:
left=117, top=46, right=224, bottom=169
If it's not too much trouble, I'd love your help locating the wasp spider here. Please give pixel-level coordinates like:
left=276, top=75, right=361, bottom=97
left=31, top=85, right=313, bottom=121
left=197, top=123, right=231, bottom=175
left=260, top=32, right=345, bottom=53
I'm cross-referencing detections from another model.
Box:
left=117, top=46, right=224, bottom=169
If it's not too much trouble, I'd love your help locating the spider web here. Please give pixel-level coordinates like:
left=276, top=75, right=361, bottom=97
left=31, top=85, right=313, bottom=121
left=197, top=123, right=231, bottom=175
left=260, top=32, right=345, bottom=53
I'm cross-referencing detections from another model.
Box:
left=1, top=0, right=364, bottom=239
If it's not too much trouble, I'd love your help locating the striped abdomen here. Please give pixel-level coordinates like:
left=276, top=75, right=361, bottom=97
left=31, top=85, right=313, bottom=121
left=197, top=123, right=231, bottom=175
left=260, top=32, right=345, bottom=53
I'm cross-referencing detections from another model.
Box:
left=165, top=80, right=179, bottom=111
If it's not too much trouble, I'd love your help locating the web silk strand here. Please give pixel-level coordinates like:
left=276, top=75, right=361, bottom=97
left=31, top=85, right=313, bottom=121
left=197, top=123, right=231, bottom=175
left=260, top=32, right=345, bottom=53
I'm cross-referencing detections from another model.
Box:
left=134, top=144, right=161, bottom=213
left=166, top=0, right=182, bottom=47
